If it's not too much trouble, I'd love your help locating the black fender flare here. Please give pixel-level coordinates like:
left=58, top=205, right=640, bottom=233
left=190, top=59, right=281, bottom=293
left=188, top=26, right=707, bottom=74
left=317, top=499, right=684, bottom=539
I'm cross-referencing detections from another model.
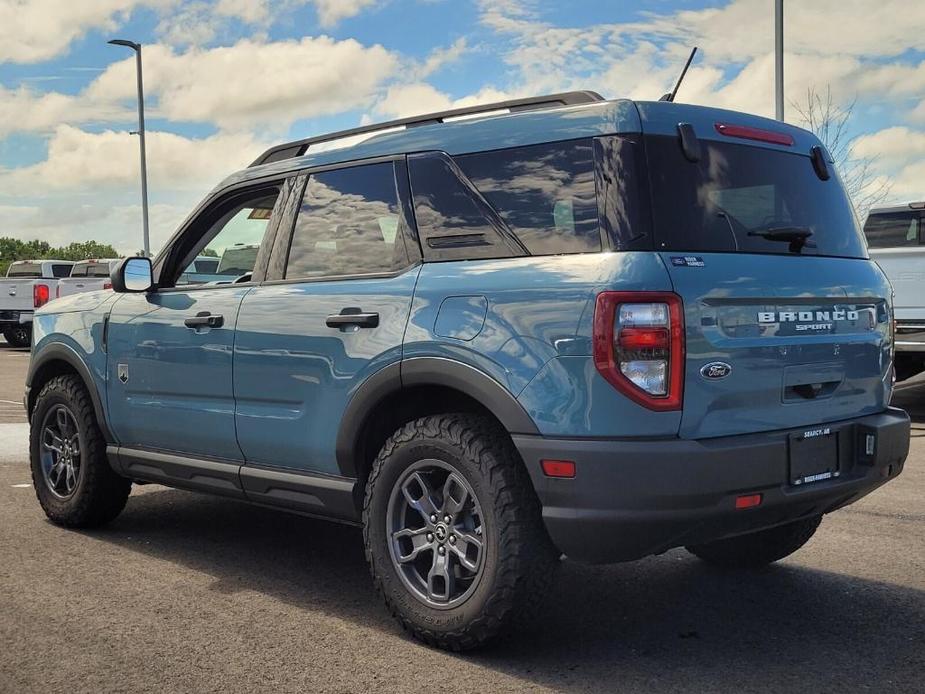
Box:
left=335, top=357, right=539, bottom=478
left=26, top=343, right=115, bottom=443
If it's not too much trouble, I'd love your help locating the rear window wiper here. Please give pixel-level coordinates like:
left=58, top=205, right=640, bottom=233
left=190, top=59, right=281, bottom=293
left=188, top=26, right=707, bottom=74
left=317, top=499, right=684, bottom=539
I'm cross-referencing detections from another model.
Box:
left=747, top=226, right=815, bottom=253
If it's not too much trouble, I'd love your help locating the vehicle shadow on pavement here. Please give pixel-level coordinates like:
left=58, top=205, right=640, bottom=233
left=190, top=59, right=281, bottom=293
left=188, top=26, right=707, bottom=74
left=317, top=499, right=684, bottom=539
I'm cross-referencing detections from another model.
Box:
left=89, top=486, right=925, bottom=691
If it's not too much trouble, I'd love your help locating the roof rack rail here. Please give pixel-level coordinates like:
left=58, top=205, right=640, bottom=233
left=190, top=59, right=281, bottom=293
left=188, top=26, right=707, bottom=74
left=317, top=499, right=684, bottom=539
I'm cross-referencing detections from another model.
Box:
left=249, top=90, right=605, bottom=167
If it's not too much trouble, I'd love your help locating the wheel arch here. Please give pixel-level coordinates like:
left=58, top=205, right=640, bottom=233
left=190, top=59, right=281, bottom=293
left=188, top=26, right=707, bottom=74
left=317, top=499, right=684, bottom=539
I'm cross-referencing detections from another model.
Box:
left=26, top=344, right=114, bottom=443
left=336, top=357, right=540, bottom=505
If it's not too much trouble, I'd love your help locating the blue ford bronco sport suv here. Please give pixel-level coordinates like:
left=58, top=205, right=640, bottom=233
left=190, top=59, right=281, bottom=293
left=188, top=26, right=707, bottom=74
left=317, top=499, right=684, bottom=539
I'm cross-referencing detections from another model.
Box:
left=26, top=92, right=911, bottom=650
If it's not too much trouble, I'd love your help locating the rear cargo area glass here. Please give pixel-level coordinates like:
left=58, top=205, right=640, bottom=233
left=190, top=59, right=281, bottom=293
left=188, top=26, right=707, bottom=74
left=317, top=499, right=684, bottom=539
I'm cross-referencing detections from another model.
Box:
left=644, top=136, right=867, bottom=258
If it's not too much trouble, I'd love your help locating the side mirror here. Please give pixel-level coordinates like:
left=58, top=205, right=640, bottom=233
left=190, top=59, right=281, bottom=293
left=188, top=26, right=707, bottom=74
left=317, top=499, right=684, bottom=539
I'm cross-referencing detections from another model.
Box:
left=111, top=257, right=153, bottom=293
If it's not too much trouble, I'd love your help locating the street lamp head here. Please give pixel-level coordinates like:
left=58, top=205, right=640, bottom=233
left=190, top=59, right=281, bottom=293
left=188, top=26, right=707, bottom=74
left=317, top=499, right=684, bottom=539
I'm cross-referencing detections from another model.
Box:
left=108, top=39, right=140, bottom=51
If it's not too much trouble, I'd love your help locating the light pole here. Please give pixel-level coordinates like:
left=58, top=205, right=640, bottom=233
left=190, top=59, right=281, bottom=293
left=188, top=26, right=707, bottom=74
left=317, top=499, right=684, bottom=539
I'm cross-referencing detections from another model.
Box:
left=108, top=39, right=150, bottom=257
left=774, top=0, right=784, bottom=121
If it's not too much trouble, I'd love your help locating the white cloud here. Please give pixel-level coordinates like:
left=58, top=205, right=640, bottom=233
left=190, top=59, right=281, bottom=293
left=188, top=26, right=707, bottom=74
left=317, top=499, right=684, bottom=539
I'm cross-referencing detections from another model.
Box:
left=0, top=84, right=131, bottom=137
left=0, top=124, right=269, bottom=195
left=0, top=0, right=173, bottom=64
left=312, top=0, right=376, bottom=27
left=85, top=37, right=399, bottom=130
left=0, top=202, right=191, bottom=254
left=852, top=126, right=925, bottom=168
left=476, top=0, right=925, bottom=120
left=373, top=83, right=516, bottom=119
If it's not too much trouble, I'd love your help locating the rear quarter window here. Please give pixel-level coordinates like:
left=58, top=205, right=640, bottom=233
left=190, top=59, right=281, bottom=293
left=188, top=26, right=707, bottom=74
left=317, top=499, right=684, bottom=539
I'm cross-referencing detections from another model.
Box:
left=455, top=140, right=601, bottom=255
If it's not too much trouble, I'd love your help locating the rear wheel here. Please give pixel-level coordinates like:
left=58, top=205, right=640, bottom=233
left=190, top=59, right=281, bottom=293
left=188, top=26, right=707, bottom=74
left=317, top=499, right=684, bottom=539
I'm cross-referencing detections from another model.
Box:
left=3, top=324, right=31, bottom=348
left=686, top=515, right=822, bottom=568
left=363, top=413, right=557, bottom=650
left=30, top=374, right=131, bottom=527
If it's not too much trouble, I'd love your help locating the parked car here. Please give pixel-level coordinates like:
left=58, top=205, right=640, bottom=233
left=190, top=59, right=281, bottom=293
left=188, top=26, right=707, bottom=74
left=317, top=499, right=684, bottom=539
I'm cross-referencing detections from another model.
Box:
left=0, top=260, right=74, bottom=347
left=55, top=259, right=120, bottom=299
left=177, top=255, right=221, bottom=284
left=864, top=203, right=925, bottom=380
left=25, top=92, right=910, bottom=650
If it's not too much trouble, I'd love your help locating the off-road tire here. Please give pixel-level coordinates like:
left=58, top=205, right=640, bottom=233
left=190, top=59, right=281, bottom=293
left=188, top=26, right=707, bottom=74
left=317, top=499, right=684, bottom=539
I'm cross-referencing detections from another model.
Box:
left=363, top=413, right=557, bottom=650
left=3, top=324, right=31, bottom=348
left=686, top=515, right=822, bottom=568
left=30, top=374, right=131, bottom=527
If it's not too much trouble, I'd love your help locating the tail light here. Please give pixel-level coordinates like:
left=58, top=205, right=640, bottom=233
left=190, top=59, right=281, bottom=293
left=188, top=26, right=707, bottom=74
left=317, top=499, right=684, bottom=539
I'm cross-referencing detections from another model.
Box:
left=33, top=283, right=50, bottom=308
left=593, top=291, right=684, bottom=411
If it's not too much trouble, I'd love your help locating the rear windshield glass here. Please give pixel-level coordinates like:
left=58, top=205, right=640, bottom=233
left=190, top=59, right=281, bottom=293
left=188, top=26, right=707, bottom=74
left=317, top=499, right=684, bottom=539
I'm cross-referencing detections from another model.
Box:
left=87, top=264, right=112, bottom=277
left=645, top=135, right=867, bottom=258
left=863, top=212, right=922, bottom=248
left=7, top=263, right=41, bottom=278
left=72, top=263, right=111, bottom=277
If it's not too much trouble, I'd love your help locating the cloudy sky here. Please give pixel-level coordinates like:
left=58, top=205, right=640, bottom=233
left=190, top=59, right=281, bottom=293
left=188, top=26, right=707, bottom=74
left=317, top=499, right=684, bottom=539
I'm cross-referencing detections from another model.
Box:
left=0, top=0, right=923, bottom=255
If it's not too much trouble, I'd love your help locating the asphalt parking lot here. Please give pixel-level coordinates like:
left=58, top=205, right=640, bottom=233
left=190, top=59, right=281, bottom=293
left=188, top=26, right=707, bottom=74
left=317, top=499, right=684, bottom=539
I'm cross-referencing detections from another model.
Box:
left=1, top=337, right=923, bottom=693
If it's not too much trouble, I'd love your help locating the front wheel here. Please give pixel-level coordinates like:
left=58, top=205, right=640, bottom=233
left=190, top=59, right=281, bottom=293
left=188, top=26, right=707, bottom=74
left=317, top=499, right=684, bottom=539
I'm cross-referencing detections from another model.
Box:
left=30, top=375, right=131, bottom=527
left=363, top=413, right=557, bottom=650
left=3, top=324, right=31, bottom=348
left=686, top=515, right=822, bottom=568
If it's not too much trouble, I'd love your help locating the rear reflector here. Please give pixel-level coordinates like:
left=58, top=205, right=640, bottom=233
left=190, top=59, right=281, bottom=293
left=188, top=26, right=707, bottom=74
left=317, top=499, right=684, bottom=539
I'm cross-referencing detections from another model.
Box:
left=541, top=460, right=576, bottom=478
left=714, top=122, right=794, bottom=146
left=735, top=494, right=763, bottom=510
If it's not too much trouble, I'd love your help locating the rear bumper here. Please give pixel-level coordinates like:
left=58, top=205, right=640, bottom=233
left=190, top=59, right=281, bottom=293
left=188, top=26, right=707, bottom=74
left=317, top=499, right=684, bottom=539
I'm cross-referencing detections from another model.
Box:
left=514, top=408, right=910, bottom=564
left=0, top=310, right=33, bottom=325
left=895, top=322, right=925, bottom=352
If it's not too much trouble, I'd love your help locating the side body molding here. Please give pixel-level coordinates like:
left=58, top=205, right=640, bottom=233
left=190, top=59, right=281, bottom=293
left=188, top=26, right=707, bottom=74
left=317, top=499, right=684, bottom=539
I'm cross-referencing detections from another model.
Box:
left=26, top=342, right=115, bottom=443
left=335, top=357, right=540, bottom=478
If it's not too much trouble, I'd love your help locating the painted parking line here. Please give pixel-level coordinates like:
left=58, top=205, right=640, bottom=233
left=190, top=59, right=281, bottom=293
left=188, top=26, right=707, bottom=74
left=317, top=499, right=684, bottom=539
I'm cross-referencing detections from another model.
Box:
left=0, top=423, right=29, bottom=463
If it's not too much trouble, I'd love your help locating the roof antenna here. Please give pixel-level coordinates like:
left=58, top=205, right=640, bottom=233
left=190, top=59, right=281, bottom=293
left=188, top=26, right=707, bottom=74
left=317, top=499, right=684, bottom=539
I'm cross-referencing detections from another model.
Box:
left=660, top=47, right=698, bottom=102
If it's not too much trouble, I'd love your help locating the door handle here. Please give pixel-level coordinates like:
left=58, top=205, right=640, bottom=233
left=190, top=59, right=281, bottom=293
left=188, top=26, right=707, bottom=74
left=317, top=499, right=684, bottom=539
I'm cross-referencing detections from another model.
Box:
left=326, top=309, right=379, bottom=329
left=184, top=312, right=224, bottom=329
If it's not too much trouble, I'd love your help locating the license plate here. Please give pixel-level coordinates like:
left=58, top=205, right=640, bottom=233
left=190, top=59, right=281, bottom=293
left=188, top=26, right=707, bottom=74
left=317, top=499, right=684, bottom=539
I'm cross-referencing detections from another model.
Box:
left=789, top=427, right=840, bottom=486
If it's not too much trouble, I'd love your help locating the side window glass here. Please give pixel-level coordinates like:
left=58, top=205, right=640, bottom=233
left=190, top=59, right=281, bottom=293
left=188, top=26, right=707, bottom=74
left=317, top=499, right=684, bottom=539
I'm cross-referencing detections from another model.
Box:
left=175, top=189, right=281, bottom=287
left=408, top=152, right=520, bottom=261
left=285, top=162, right=408, bottom=279
left=455, top=140, right=601, bottom=255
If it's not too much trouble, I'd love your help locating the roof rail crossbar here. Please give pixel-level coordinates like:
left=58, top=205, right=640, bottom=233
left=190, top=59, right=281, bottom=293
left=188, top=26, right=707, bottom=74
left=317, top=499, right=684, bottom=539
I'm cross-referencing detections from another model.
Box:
left=249, top=90, right=605, bottom=167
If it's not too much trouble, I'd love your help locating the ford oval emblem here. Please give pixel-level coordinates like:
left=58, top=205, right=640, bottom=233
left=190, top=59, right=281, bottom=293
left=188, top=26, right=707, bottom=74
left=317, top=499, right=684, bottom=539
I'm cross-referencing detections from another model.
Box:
left=700, top=361, right=732, bottom=380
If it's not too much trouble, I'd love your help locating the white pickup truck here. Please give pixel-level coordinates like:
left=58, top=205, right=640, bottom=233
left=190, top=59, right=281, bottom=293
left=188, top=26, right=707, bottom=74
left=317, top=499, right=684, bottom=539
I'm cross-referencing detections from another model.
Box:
left=0, top=259, right=75, bottom=347
left=864, top=202, right=925, bottom=381
left=55, top=259, right=119, bottom=299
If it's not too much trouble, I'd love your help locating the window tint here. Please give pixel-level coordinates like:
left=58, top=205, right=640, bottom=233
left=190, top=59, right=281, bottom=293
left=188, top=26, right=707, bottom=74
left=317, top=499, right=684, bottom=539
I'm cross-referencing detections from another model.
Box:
left=86, top=263, right=113, bottom=278
left=408, top=152, right=521, bottom=261
left=7, top=263, right=41, bottom=278
left=863, top=212, right=921, bottom=248
left=52, top=264, right=73, bottom=278
left=286, top=162, right=408, bottom=279
left=70, top=264, right=89, bottom=277
left=456, top=140, right=601, bottom=255
left=645, top=135, right=867, bottom=258
left=194, top=258, right=219, bottom=273
left=175, top=189, right=281, bottom=286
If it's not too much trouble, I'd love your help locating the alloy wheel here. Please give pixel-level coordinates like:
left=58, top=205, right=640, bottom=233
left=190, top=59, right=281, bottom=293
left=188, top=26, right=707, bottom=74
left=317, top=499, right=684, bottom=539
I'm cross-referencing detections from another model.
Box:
left=39, top=405, right=82, bottom=499
left=386, top=459, right=486, bottom=609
